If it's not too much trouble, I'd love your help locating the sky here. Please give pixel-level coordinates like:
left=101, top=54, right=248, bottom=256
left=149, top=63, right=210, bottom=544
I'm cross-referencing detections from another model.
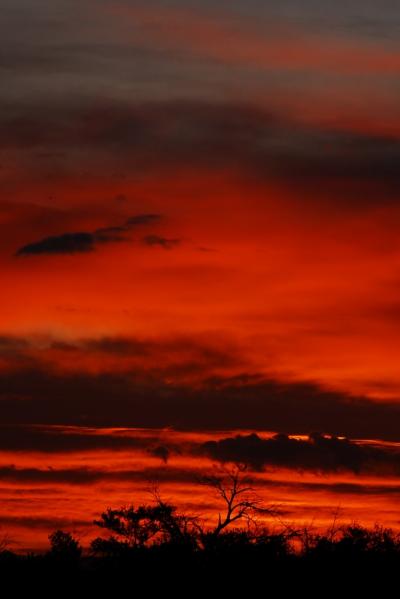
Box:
left=1, top=0, right=400, bottom=550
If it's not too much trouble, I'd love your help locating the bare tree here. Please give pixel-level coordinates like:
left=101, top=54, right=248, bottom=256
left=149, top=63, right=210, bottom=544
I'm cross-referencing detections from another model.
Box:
left=199, top=463, right=279, bottom=537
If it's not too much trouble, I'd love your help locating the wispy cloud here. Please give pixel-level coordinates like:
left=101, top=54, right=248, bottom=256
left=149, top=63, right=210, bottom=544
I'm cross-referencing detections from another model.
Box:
left=15, top=214, right=163, bottom=256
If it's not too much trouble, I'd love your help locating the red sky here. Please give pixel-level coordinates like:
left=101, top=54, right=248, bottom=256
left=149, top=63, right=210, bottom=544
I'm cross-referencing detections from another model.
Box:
left=1, top=0, right=400, bottom=550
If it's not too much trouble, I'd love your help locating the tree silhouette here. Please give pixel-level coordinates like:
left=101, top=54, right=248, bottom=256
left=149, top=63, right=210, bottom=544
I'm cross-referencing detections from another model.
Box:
left=48, top=530, right=82, bottom=562
left=199, top=463, right=279, bottom=538
left=91, top=492, right=198, bottom=555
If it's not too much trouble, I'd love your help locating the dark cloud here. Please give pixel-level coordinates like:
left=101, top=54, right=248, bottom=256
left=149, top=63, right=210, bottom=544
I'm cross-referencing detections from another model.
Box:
left=274, top=480, right=400, bottom=497
left=0, top=464, right=199, bottom=486
left=0, top=465, right=104, bottom=485
left=149, top=445, right=172, bottom=463
left=0, top=336, right=29, bottom=351
left=0, top=334, right=242, bottom=376
left=3, top=427, right=400, bottom=485
left=2, top=100, right=400, bottom=202
left=1, top=362, right=400, bottom=441
left=92, top=226, right=128, bottom=243
left=142, top=235, right=181, bottom=249
left=0, top=425, right=164, bottom=453
left=93, top=214, right=162, bottom=243
left=16, top=232, right=94, bottom=256
left=15, top=213, right=168, bottom=256
left=126, top=214, right=161, bottom=226
left=199, top=432, right=400, bottom=475
left=47, top=341, right=78, bottom=352
left=2, top=335, right=400, bottom=441
left=238, top=475, right=400, bottom=497
left=71, top=336, right=240, bottom=372
left=0, top=100, right=271, bottom=151
left=0, top=514, right=88, bottom=531
left=82, top=337, right=149, bottom=356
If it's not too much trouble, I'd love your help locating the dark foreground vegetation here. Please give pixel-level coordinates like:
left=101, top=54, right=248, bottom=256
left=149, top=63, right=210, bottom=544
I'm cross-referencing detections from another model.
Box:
left=1, top=466, right=399, bottom=587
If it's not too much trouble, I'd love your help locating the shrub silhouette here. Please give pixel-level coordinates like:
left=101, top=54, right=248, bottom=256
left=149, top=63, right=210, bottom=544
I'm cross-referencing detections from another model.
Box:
left=47, top=530, right=82, bottom=568
left=91, top=498, right=198, bottom=557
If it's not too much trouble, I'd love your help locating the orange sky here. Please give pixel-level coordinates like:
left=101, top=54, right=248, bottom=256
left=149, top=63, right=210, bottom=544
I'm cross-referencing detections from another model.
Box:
left=1, top=0, right=400, bottom=550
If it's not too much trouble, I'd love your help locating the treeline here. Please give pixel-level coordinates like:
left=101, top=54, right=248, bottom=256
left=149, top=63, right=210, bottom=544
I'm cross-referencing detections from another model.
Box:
left=2, top=518, right=400, bottom=584
left=1, top=466, right=399, bottom=584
